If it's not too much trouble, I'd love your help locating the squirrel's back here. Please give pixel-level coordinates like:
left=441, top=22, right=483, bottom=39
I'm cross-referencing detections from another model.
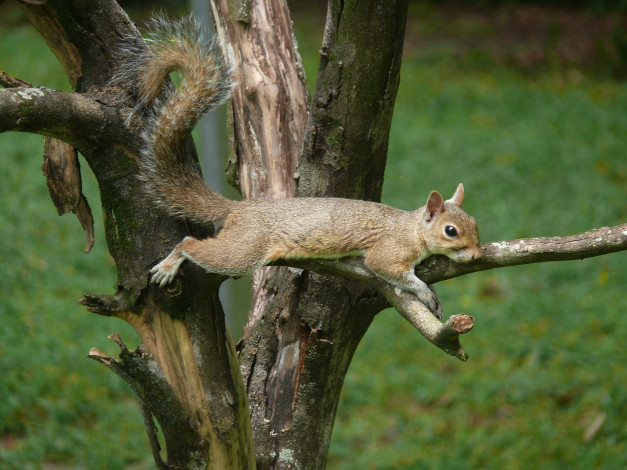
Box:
left=118, top=15, right=235, bottom=225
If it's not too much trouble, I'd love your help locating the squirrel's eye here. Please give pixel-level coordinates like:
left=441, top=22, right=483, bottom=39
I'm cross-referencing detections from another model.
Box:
left=444, top=225, right=458, bottom=237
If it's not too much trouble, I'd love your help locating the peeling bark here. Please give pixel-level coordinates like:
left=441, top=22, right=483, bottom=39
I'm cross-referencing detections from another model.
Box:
left=211, top=0, right=308, bottom=201
left=42, top=137, right=95, bottom=252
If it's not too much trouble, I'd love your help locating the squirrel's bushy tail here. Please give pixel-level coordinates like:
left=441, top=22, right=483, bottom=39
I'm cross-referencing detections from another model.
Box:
left=119, top=15, right=235, bottom=225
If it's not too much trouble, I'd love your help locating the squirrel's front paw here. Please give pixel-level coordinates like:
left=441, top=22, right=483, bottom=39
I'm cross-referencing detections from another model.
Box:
left=422, top=289, right=439, bottom=314
left=150, top=255, right=185, bottom=287
left=406, top=285, right=439, bottom=315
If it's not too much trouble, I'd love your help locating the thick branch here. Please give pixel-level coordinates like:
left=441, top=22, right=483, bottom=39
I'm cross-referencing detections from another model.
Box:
left=0, top=87, right=120, bottom=147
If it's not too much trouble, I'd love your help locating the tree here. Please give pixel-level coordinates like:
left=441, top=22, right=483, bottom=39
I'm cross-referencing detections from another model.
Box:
left=1, top=0, right=625, bottom=468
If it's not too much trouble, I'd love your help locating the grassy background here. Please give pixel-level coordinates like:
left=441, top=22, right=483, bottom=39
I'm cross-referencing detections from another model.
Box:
left=1, top=2, right=626, bottom=469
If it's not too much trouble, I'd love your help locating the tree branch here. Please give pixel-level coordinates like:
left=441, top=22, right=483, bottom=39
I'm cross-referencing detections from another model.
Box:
left=137, top=400, right=169, bottom=470
left=0, top=87, right=120, bottom=147
left=380, top=283, right=474, bottom=360
left=0, top=71, right=32, bottom=88
left=1, top=73, right=95, bottom=251
left=272, top=223, right=626, bottom=359
left=87, top=337, right=204, bottom=467
left=417, top=222, right=627, bottom=284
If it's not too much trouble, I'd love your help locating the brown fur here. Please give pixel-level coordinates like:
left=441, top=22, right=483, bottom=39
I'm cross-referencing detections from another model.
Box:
left=151, top=186, right=482, bottom=312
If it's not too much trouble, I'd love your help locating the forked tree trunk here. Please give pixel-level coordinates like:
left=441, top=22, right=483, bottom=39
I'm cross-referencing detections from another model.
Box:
left=2, top=1, right=626, bottom=469
left=212, top=0, right=409, bottom=466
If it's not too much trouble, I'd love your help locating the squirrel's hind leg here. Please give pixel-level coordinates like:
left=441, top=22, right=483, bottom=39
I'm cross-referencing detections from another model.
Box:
left=150, top=235, right=266, bottom=286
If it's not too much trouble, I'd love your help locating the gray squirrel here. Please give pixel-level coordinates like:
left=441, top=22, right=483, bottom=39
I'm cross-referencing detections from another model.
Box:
left=121, top=16, right=482, bottom=312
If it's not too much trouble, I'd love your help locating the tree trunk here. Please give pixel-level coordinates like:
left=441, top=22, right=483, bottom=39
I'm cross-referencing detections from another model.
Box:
left=11, top=1, right=256, bottom=468
left=212, top=1, right=409, bottom=467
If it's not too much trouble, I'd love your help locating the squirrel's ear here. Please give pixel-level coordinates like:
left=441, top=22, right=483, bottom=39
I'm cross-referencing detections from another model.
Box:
left=425, top=190, right=444, bottom=222
left=446, top=183, right=464, bottom=206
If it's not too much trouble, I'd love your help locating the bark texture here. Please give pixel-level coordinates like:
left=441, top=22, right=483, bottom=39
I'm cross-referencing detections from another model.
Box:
left=42, top=137, right=95, bottom=252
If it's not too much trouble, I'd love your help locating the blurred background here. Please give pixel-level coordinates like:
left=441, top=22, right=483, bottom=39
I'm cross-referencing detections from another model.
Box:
left=0, top=1, right=625, bottom=468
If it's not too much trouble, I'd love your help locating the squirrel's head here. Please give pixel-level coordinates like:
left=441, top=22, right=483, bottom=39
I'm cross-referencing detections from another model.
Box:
left=422, top=183, right=483, bottom=262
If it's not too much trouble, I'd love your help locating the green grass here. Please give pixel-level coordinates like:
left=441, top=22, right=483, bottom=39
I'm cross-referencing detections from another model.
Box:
left=1, top=4, right=626, bottom=470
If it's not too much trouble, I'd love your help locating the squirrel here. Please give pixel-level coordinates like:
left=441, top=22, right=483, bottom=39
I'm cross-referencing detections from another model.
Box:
left=120, top=16, right=483, bottom=313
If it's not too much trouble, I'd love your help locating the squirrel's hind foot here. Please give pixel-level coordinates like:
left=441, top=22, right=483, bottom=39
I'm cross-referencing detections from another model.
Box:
left=150, top=252, right=185, bottom=286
